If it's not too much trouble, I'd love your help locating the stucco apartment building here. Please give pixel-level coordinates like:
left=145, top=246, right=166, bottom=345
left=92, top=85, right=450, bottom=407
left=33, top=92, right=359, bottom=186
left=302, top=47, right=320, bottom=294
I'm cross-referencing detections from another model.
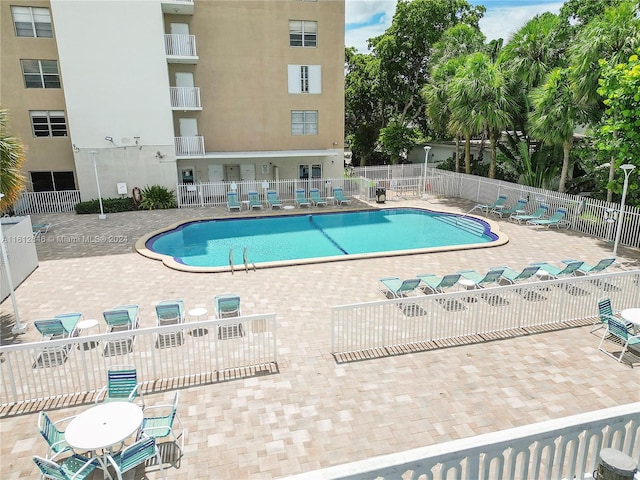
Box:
left=1, top=0, right=345, bottom=201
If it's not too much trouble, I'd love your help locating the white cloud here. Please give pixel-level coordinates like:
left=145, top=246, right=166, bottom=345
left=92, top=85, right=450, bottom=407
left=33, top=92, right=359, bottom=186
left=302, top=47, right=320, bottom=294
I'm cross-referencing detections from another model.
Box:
left=345, top=0, right=396, bottom=52
left=479, top=2, right=563, bottom=41
left=345, top=1, right=565, bottom=52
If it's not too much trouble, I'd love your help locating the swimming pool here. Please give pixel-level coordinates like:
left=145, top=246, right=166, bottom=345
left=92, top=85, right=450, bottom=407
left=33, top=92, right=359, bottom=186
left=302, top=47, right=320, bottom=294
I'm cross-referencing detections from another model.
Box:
left=137, top=208, right=506, bottom=272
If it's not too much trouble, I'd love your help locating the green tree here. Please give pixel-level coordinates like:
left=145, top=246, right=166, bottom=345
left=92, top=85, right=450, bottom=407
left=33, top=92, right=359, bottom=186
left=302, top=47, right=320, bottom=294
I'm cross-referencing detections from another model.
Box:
left=368, top=0, right=485, bottom=162
left=569, top=1, right=640, bottom=200
left=344, top=47, right=384, bottom=165
left=528, top=68, right=581, bottom=193
left=447, top=52, right=514, bottom=178
left=0, top=108, right=26, bottom=212
left=422, top=24, right=485, bottom=171
left=596, top=49, right=640, bottom=207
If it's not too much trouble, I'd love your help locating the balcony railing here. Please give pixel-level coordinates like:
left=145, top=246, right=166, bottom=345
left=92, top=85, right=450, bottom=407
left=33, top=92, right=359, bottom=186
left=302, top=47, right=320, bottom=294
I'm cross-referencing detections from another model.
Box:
left=174, top=135, right=205, bottom=156
left=170, top=86, right=201, bottom=110
left=164, top=34, right=198, bottom=60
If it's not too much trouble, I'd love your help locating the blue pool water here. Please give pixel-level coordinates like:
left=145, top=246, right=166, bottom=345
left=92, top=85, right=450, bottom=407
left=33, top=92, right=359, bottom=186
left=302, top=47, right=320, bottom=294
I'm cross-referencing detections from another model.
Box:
left=145, top=208, right=498, bottom=268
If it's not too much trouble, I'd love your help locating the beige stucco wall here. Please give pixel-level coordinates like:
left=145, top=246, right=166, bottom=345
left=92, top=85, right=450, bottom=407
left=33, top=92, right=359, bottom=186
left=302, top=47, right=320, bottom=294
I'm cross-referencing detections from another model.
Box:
left=0, top=0, right=75, bottom=186
left=177, top=0, right=345, bottom=153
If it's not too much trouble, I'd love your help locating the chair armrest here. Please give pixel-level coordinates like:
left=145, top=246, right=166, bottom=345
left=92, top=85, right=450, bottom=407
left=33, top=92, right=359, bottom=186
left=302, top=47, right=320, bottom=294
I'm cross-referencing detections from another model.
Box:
left=128, top=384, right=145, bottom=408
left=94, top=386, right=107, bottom=404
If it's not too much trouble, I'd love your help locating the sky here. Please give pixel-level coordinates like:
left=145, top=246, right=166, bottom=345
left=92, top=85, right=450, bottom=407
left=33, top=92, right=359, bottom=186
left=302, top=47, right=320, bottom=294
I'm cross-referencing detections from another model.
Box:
left=345, top=0, right=564, bottom=53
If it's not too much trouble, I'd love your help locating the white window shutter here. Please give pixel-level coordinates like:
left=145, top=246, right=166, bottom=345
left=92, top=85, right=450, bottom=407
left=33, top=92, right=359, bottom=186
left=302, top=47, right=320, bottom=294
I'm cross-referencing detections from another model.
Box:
left=288, top=65, right=301, bottom=93
left=309, top=65, right=322, bottom=94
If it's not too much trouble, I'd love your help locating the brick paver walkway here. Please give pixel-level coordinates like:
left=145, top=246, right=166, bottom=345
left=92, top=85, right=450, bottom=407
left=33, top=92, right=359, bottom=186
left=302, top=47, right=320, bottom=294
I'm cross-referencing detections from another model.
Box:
left=1, top=197, right=639, bottom=479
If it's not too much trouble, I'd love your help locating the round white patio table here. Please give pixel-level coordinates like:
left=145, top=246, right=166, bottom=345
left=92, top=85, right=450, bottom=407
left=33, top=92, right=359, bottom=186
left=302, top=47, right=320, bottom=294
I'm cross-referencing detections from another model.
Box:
left=621, top=308, right=640, bottom=334
left=188, top=307, right=208, bottom=337
left=65, top=401, right=143, bottom=452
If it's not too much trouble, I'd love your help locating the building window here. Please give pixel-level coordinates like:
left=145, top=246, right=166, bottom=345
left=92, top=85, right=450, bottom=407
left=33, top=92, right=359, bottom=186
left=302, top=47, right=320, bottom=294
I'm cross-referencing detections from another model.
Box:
left=291, top=110, right=318, bottom=135
left=288, top=65, right=322, bottom=94
left=30, top=111, right=67, bottom=137
left=11, top=6, right=53, bottom=38
left=21, top=60, right=60, bottom=88
left=289, top=20, right=317, bottom=47
left=30, top=171, right=76, bottom=192
left=299, top=164, right=322, bottom=179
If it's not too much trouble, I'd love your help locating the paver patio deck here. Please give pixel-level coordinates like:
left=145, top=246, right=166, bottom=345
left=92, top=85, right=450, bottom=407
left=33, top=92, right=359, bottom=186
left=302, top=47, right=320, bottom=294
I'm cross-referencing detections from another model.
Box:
left=1, top=197, right=639, bottom=479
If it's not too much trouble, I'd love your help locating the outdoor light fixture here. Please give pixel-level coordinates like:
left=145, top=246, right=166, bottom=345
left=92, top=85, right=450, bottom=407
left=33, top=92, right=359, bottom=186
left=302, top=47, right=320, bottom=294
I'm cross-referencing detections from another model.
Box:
left=612, top=163, right=636, bottom=256
left=423, top=145, right=432, bottom=198
left=105, top=136, right=113, bottom=142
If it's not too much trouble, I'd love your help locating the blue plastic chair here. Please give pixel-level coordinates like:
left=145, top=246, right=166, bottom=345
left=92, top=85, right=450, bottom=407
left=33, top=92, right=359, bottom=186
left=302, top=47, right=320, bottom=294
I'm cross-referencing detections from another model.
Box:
left=33, top=453, right=99, bottom=480
left=379, top=277, right=421, bottom=298
left=107, top=436, right=165, bottom=480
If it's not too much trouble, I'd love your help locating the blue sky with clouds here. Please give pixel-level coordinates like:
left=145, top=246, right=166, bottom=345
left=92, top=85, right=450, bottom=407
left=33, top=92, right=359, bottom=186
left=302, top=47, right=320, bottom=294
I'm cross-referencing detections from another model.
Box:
left=345, top=0, right=564, bottom=52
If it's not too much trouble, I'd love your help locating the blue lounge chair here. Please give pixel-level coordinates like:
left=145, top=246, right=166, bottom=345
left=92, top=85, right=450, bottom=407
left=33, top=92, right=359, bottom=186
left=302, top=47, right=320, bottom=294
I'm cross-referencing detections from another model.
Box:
left=267, top=190, right=283, bottom=209
left=598, top=315, right=640, bottom=365
left=378, top=277, right=421, bottom=298
left=227, top=191, right=241, bottom=212
left=34, top=312, right=82, bottom=340
left=295, top=189, right=311, bottom=208
left=38, top=411, right=75, bottom=458
left=470, top=195, right=507, bottom=214
left=309, top=188, right=327, bottom=207
left=103, top=305, right=139, bottom=332
left=492, top=198, right=527, bottom=218
left=527, top=207, right=569, bottom=229
left=529, top=260, right=583, bottom=279
left=333, top=187, right=351, bottom=205
left=510, top=204, right=549, bottom=223
left=247, top=191, right=263, bottom=210
left=32, top=223, right=51, bottom=237
left=417, top=273, right=461, bottom=294
left=457, top=268, right=505, bottom=288
left=491, top=265, right=540, bottom=284
left=562, top=258, right=616, bottom=276
left=155, top=300, right=185, bottom=347
left=214, top=294, right=241, bottom=318
left=214, top=294, right=243, bottom=339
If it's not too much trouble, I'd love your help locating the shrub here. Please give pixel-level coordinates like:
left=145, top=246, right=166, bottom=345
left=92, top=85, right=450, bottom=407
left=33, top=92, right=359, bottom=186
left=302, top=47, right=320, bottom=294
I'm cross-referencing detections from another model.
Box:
left=75, top=197, right=137, bottom=214
left=138, top=185, right=176, bottom=210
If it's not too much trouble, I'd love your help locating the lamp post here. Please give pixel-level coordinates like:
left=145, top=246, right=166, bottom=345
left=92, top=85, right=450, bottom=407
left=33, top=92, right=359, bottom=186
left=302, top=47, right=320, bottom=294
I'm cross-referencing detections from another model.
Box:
left=423, top=145, right=432, bottom=197
left=0, top=193, right=25, bottom=334
left=89, top=150, right=106, bottom=220
left=612, top=163, right=635, bottom=257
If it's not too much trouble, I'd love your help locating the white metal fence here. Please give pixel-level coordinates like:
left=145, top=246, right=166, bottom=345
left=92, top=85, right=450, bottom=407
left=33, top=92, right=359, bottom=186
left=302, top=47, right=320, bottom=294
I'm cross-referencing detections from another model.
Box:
left=176, top=177, right=373, bottom=208
left=331, top=270, right=640, bottom=359
left=0, top=313, right=277, bottom=406
left=282, top=402, right=640, bottom=480
left=174, top=135, right=205, bottom=156
left=169, top=86, right=201, bottom=109
left=12, top=190, right=81, bottom=215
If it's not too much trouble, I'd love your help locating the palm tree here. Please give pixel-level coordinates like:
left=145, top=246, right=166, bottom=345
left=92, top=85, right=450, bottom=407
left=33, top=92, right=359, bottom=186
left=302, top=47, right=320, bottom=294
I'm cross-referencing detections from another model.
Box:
left=447, top=53, right=514, bottom=178
left=528, top=68, right=579, bottom=193
left=0, top=108, right=26, bottom=212
left=569, top=1, right=640, bottom=200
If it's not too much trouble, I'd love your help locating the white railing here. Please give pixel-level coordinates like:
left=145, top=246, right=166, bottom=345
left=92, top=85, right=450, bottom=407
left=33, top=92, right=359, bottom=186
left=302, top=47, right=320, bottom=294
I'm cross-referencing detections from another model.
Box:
left=0, top=313, right=277, bottom=406
left=331, top=270, right=640, bottom=358
left=164, top=33, right=197, bottom=57
left=174, top=135, right=205, bottom=156
left=12, top=190, right=80, bottom=215
left=281, top=402, right=640, bottom=480
left=170, top=86, right=201, bottom=109
left=176, top=177, right=368, bottom=208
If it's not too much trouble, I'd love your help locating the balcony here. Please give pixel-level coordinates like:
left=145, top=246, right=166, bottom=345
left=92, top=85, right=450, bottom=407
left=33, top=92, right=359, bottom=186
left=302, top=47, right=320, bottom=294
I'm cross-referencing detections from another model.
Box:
left=175, top=135, right=205, bottom=156
left=165, top=34, right=198, bottom=64
left=161, top=0, right=194, bottom=15
left=170, top=86, right=202, bottom=110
